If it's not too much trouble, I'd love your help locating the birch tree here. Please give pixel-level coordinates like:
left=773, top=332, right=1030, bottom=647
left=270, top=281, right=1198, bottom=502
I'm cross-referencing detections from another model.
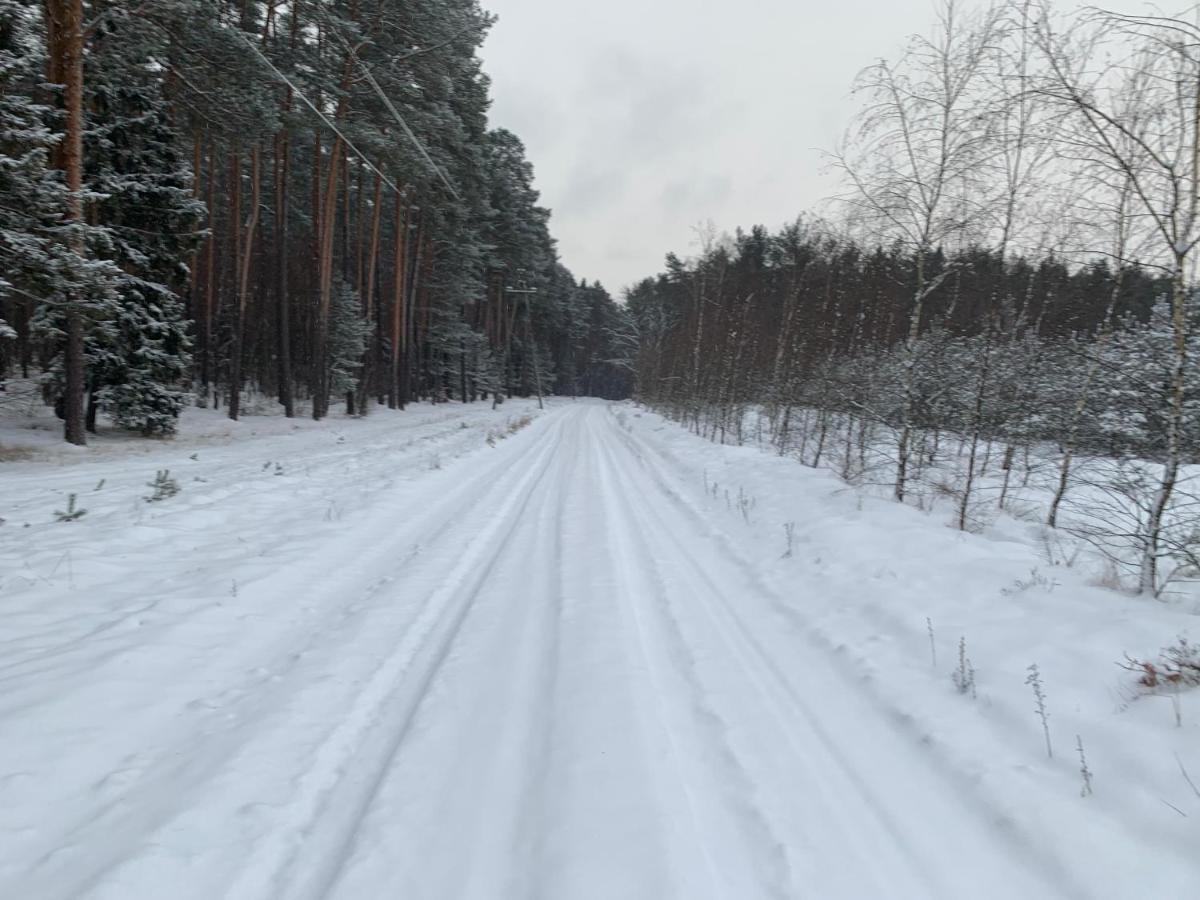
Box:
left=1035, top=8, right=1200, bottom=594
left=835, top=0, right=1003, bottom=502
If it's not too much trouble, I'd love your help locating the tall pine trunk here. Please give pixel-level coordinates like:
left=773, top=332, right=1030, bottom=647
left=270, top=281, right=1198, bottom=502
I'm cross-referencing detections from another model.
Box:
left=202, top=139, right=217, bottom=404
left=274, top=128, right=294, bottom=416
left=313, top=134, right=343, bottom=420
left=311, top=47, right=353, bottom=420
left=389, top=198, right=409, bottom=409
left=226, top=148, right=242, bottom=417
left=356, top=172, right=383, bottom=415
left=44, top=0, right=86, bottom=445
left=273, top=2, right=300, bottom=417
left=229, top=145, right=260, bottom=420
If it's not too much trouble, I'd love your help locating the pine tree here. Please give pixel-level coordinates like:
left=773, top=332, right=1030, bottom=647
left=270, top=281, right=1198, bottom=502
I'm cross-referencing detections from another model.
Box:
left=328, top=276, right=371, bottom=404
left=79, top=7, right=204, bottom=434
left=0, top=0, right=61, bottom=371
left=4, top=0, right=615, bottom=431
left=17, top=0, right=121, bottom=431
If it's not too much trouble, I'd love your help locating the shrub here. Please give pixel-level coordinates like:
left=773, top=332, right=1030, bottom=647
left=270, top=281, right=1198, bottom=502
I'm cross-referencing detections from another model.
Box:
left=1122, top=637, right=1200, bottom=691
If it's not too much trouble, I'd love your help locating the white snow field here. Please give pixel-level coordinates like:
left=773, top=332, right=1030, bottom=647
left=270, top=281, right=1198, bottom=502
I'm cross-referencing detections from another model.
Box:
left=1, top=399, right=1197, bottom=899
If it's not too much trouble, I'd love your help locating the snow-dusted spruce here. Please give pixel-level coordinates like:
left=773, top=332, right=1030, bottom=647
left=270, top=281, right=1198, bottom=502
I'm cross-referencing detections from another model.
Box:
left=78, top=10, right=204, bottom=436
left=0, top=0, right=62, bottom=377
left=144, top=469, right=179, bottom=502
left=1, top=0, right=117, bottom=442
left=327, top=277, right=372, bottom=412
left=53, top=492, right=86, bottom=522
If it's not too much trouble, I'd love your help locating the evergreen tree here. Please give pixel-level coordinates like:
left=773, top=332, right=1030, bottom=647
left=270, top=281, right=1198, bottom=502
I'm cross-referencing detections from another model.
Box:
left=82, top=8, right=204, bottom=433
left=11, top=0, right=121, bottom=424
left=0, top=0, right=59, bottom=369
left=328, top=276, right=371, bottom=402
left=4, top=0, right=622, bottom=436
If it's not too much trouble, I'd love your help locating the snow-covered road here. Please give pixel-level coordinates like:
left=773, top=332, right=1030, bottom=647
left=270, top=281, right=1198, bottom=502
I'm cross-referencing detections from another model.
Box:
left=0, top=402, right=1184, bottom=898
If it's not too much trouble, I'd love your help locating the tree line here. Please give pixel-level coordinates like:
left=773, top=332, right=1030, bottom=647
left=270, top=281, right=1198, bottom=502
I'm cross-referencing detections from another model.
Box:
left=628, top=1, right=1200, bottom=597
left=0, top=0, right=632, bottom=444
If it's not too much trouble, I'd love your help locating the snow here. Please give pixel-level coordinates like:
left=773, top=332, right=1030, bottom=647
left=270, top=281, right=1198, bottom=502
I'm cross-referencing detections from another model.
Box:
left=1, top=398, right=1197, bottom=898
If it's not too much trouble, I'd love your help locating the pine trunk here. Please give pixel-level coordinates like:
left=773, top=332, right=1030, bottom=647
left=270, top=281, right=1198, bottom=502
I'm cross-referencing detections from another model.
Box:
left=313, top=134, right=344, bottom=420
left=227, top=148, right=243, bottom=418
left=44, top=0, right=86, bottom=445
left=274, top=128, right=294, bottom=416
left=229, top=146, right=260, bottom=421
left=389, top=198, right=408, bottom=409
left=356, top=172, right=383, bottom=415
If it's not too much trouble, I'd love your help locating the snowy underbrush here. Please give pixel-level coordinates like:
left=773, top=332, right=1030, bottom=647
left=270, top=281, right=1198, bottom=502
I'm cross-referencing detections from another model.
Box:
left=692, top=402, right=1200, bottom=601
left=618, top=402, right=1199, bottom=893
left=0, top=377, right=339, bottom=459
left=0, top=377, right=535, bottom=460
left=0, top=394, right=552, bottom=622
left=855, top=429, right=1200, bottom=597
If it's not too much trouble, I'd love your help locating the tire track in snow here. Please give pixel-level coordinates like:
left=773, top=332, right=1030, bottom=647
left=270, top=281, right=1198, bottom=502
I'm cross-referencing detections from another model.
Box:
left=446, top=421, right=572, bottom=900
left=603, top=407, right=1086, bottom=899
left=589, top=412, right=792, bottom=900
left=595, top=415, right=939, bottom=895
left=6, top=413, right=564, bottom=900
left=228, top=416, right=570, bottom=900
left=325, top=410, right=581, bottom=900
left=490, top=412, right=570, bottom=900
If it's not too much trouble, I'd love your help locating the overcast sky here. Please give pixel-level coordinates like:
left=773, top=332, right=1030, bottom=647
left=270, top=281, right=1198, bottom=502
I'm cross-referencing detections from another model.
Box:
left=477, top=0, right=983, bottom=294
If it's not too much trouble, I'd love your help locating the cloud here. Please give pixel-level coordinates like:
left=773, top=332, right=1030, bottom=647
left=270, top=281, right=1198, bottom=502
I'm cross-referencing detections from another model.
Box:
left=487, top=85, right=565, bottom=156
left=486, top=0, right=1139, bottom=292
left=558, top=165, right=627, bottom=217
left=659, top=174, right=732, bottom=215
left=576, top=45, right=738, bottom=162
